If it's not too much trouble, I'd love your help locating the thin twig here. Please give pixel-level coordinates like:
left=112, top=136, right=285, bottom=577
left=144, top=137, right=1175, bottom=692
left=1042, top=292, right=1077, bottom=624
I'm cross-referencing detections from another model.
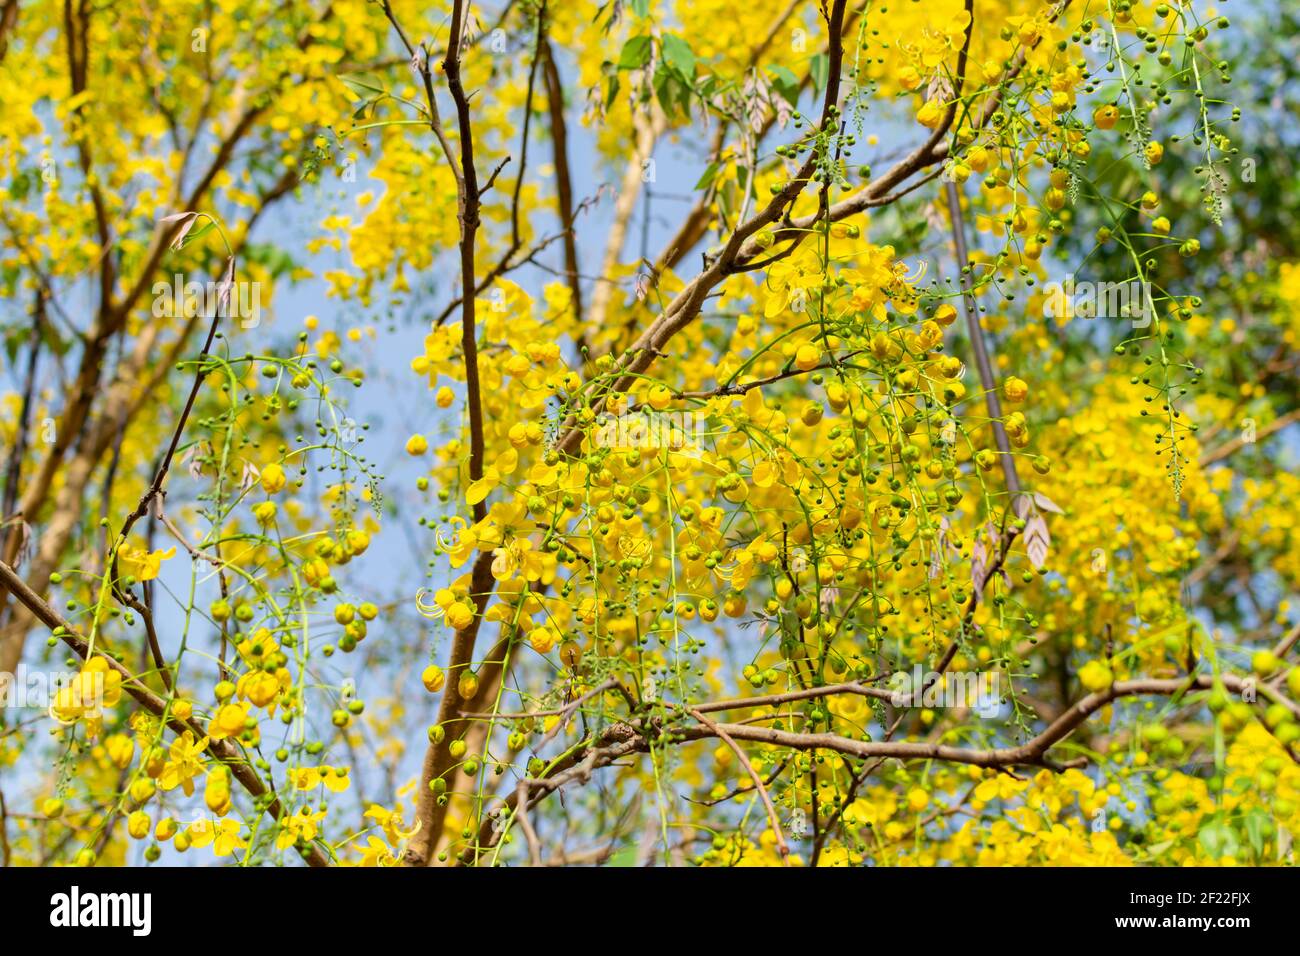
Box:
left=689, top=707, right=789, bottom=864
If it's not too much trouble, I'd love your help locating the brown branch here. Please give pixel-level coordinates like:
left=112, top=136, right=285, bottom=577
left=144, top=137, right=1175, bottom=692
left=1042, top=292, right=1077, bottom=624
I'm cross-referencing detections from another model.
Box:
left=1199, top=408, right=1300, bottom=466
left=0, top=0, right=19, bottom=63
left=0, top=786, right=10, bottom=867
left=64, top=0, right=115, bottom=311
left=461, top=677, right=622, bottom=723
left=460, top=666, right=1293, bottom=865
left=540, top=36, right=583, bottom=329
left=115, top=279, right=225, bottom=545
left=513, top=779, right=542, bottom=867
left=687, top=674, right=1299, bottom=768
left=650, top=0, right=839, bottom=278
left=1272, top=620, right=1300, bottom=662
left=691, top=678, right=891, bottom=715
left=393, top=0, right=496, bottom=865
left=553, top=0, right=853, bottom=456
left=1, top=293, right=42, bottom=527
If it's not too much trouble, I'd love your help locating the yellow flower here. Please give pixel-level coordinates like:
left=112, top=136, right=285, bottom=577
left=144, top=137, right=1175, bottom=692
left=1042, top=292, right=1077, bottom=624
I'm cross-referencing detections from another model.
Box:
left=251, top=501, right=277, bottom=525
left=238, top=669, right=282, bottom=708
left=974, top=773, right=1028, bottom=804
left=105, top=733, right=135, bottom=769
left=50, top=658, right=122, bottom=725
left=276, top=807, right=326, bottom=850
left=1003, top=376, right=1028, bottom=403
left=302, top=557, right=329, bottom=587
left=159, top=730, right=209, bottom=796
left=1078, top=660, right=1114, bottom=692
left=291, top=765, right=352, bottom=792
left=918, top=9, right=971, bottom=68
left=917, top=320, right=944, bottom=350
left=916, top=99, right=944, bottom=129
left=794, top=343, right=821, bottom=371
left=364, top=805, right=421, bottom=846
left=446, top=602, right=475, bottom=629
left=129, top=778, right=155, bottom=802
left=357, top=835, right=397, bottom=866
left=209, top=702, right=250, bottom=740
left=116, top=544, right=176, bottom=582
left=291, top=767, right=323, bottom=789
left=260, top=462, right=287, bottom=494
left=528, top=626, right=558, bottom=654
left=490, top=538, right=551, bottom=582
left=320, top=766, right=352, bottom=792
left=405, top=433, right=429, bottom=455
left=187, top=818, right=247, bottom=857
left=205, top=766, right=232, bottom=815
left=936, top=355, right=964, bottom=379
left=346, top=529, right=371, bottom=555
left=127, top=810, right=151, bottom=840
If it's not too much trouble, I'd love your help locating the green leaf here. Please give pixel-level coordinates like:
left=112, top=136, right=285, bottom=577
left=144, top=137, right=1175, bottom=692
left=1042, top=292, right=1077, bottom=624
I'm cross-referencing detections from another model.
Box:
left=676, top=73, right=694, bottom=113
left=617, top=35, right=652, bottom=70
left=716, top=176, right=736, bottom=222
left=1197, top=819, right=1238, bottom=860
left=605, top=845, right=639, bottom=867
left=661, top=34, right=695, bottom=80
left=809, top=52, right=829, bottom=94
left=2, top=327, right=19, bottom=365
left=1241, top=809, right=1272, bottom=858
left=337, top=73, right=388, bottom=100
left=10, top=169, right=32, bottom=201
left=768, top=65, right=800, bottom=106
left=601, top=62, right=622, bottom=109
left=42, top=321, right=72, bottom=357
left=693, top=160, right=721, bottom=192
left=630, top=0, right=651, bottom=17
left=653, top=70, right=678, bottom=118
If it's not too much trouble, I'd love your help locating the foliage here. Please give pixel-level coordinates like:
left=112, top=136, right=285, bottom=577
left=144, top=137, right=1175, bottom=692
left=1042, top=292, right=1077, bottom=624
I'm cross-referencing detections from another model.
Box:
left=0, top=0, right=1298, bottom=868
